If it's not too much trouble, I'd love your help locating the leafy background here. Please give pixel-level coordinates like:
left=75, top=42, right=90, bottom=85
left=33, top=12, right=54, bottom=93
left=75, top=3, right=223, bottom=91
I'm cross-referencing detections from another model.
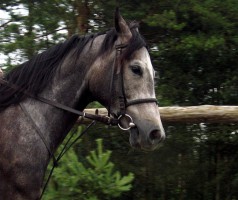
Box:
left=1, top=0, right=238, bottom=199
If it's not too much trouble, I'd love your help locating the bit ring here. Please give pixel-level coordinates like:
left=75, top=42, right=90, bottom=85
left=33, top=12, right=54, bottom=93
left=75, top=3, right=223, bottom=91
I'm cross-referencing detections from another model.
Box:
left=118, top=114, right=136, bottom=131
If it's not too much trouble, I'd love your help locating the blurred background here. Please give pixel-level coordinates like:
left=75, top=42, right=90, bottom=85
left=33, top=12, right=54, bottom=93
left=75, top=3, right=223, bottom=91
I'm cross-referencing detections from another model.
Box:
left=1, top=0, right=238, bottom=199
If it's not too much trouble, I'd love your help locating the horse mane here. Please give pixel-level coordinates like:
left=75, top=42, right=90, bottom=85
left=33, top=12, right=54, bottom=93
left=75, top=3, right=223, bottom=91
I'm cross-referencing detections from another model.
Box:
left=0, top=22, right=146, bottom=111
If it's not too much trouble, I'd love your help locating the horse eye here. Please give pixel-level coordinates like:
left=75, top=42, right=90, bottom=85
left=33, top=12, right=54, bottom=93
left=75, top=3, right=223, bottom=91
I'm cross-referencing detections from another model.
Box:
left=131, top=65, right=142, bottom=76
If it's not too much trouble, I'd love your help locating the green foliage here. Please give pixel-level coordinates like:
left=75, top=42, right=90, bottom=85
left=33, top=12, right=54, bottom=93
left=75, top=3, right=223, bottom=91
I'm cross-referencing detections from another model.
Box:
left=144, top=0, right=238, bottom=105
left=44, top=138, right=134, bottom=200
left=145, top=10, right=186, bottom=31
left=1, top=1, right=238, bottom=199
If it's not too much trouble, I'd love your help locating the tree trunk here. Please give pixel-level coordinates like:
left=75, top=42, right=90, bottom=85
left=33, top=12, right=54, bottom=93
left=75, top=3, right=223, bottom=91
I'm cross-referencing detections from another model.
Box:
left=75, top=0, right=90, bottom=35
left=25, top=1, right=35, bottom=59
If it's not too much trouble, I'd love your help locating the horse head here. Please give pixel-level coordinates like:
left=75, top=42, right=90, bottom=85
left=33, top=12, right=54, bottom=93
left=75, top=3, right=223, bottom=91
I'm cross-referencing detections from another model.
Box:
left=89, top=10, right=165, bottom=150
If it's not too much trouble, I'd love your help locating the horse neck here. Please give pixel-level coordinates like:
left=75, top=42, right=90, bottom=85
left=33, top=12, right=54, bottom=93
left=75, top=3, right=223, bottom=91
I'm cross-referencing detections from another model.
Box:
left=21, top=46, right=96, bottom=151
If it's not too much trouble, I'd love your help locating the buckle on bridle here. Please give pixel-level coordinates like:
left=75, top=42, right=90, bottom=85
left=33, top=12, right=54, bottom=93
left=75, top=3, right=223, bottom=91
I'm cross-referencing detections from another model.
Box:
left=117, top=114, right=136, bottom=131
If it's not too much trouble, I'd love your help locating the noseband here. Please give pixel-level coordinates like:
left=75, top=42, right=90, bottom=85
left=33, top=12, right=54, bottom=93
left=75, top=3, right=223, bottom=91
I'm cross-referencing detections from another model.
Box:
left=108, top=44, right=158, bottom=131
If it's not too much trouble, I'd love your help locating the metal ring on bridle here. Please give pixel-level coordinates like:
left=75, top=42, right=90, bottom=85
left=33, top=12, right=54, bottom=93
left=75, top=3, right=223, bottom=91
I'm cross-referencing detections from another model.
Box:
left=117, top=114, right=136, bottom=131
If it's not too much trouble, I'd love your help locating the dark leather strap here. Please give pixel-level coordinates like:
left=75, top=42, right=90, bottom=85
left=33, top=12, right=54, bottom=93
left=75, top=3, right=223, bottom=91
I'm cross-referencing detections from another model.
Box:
left=126, top=98, right=158, bottom=107
left=0, top=79, right=118, bottom=126
left=112, top=44, right=158, bottom=116
left=19, top=102, right=58, bottom=165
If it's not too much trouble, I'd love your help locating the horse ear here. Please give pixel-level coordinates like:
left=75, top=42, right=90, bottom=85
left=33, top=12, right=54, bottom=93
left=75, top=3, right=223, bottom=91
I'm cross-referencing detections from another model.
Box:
left=114, top=8, right=132, bottom=42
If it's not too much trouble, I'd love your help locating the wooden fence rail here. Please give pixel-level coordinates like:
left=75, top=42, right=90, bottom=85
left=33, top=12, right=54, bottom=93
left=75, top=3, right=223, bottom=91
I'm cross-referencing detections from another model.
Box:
left=77, top=105, right=238, bottom=124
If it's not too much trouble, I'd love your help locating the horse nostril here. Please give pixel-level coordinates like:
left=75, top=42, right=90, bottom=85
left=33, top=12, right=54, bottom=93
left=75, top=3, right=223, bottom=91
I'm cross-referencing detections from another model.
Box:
left=149, top=129, right=161, bottom=140
left=149, top=129, right=161, bottom=141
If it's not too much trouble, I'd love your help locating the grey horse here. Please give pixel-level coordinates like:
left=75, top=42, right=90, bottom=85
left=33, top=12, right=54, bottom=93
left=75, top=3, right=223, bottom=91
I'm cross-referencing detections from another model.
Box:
left=0, top=10, right=165, bottom=200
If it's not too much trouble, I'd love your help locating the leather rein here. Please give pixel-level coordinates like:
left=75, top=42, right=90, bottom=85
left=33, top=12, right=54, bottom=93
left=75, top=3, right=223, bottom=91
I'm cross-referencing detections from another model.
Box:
left=0, top=43, right=158, bottom=198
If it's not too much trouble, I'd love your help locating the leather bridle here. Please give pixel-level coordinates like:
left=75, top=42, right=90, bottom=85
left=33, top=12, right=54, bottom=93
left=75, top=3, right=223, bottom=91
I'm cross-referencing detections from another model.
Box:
left=108, top=43, right=158, bottom=130
left=0, top=43, right=158, bottom=198
left=0, top=43, right=158, bottom=131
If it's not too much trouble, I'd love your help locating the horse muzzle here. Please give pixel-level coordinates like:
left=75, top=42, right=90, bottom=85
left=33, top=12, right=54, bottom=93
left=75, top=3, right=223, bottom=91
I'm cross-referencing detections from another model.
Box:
left=117, top=114, right=165, bottom=150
